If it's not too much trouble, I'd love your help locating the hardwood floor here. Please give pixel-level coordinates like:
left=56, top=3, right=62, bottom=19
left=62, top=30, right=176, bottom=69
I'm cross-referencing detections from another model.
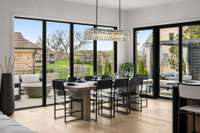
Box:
left=12, top=99, right=172, bottom=133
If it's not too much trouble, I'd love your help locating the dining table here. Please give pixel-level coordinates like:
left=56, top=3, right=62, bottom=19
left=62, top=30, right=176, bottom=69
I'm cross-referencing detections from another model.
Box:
left=64, top=81, right=96, bottom=121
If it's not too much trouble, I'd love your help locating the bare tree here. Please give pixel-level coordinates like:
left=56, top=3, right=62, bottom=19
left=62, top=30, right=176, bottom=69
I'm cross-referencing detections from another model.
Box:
left=46, top=30, right=89, bottom=57
left=48, top=30, right=70, bottom=56
left=74, top=32, right=89, bottom=51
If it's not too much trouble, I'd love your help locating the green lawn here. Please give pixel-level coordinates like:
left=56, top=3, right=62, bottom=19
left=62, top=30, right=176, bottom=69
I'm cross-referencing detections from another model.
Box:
left=35, top=59, right=112, bottom=79
left=47, top=59, right=69, bottom=78
left=47, top=59, right=93, bottom=78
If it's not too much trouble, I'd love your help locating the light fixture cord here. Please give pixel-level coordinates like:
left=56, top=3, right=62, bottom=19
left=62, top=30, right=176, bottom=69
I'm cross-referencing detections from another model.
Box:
left=119, top=0, right=121, bottom=30
left=96, top=0, right=98, bottom=26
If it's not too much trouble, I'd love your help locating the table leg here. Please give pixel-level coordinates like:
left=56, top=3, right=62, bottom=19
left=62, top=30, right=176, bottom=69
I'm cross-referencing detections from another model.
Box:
left=71, top=90, right=91, bottom=121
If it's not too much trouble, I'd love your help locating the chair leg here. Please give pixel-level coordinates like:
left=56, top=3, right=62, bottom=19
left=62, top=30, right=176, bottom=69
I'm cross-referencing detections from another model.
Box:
left=64, top=101, right=67, bottom=123
left=128, top=95, right=131, bottom=114
left=192, top=113, right=197, bottom=133
left=146, top=88, right=148, bottom=107
left=54, top=102, right=56, bottom=119
left=81, top=100, right=83, bottom=119
left=95, top=99, right=98, bottom=121
left=126, top=96, right=128, bottom=114
left=110, top=97, right=112, bottom=118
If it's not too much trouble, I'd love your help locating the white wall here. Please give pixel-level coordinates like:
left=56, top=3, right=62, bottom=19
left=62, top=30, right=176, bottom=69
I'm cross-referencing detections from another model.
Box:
left=0, top=0, right=128, bottom=83
left=126, top=0, right=200, bottom=62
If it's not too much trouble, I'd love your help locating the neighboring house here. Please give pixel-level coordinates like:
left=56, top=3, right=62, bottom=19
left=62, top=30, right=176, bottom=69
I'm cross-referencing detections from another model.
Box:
left=74, top=50, right=93, bottom=62
left=74, top=50, right=113, bottom=63
left=14, top=32, right=55, bottom=74
left=14, top=32, right=42, bottom=74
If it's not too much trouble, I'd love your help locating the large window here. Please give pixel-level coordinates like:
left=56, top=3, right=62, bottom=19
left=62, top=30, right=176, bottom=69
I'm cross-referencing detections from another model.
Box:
left=159, top=27, right=179, bottom=98
left=13, top=17, right=117, bottom=109
left=134, top=21, right=200, bottom=100
left=74, top=24, right=93, bottom=77
left=46, top=22, right=70, bottom=104
left=14, top=18, right=43, bottom=109
left=97, top=27, right=115, bottom=75
left=135, top=30, right=153, bottom=96
left=182, top=25, right=200, bottom=82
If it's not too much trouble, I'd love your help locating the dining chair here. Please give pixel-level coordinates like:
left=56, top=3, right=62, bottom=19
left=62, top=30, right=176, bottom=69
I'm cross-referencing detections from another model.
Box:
left=115, top=78, right=130, bottom=114
left=85, top=76, right=94, bottom=81
left=96, top=79, right=115, bottom=118
left=52, top=79, right=83, bottom=123
left=129, top=77, right=143, bottom=112
left=178, top=84, right=200, bottom=133
left=135, top=74, right=148, bottom=108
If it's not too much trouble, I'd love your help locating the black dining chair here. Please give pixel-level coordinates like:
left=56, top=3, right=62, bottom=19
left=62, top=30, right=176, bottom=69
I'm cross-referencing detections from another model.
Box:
left=135, top=74, right=148, bottom=108
left=52, top=79, right=83, bottom=123
left=85, top=76, right=94, bottom=81
left=115, top=78, right=130, bottom=114
left=96, top=79, right=115, bottom=118
left=129, top=77, right=143, bottom=112
left=101, top=75, right=112, bottom=80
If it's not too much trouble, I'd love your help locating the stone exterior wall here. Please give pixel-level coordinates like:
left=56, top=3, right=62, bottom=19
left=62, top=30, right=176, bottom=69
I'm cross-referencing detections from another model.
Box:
left=14, top=49, right=34, bottom=74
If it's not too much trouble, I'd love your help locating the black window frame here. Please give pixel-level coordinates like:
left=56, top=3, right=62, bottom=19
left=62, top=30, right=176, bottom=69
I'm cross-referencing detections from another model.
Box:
left=14, top=16, right=117, bottom=110
left=133, top=20, right=200, bottom=100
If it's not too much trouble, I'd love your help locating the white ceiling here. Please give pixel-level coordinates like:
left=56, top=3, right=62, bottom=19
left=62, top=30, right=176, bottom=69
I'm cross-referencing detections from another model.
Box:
left=63, top=0, right=186, bottom=10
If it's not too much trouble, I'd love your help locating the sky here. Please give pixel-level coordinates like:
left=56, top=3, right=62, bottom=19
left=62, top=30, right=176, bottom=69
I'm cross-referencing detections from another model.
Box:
left=136, top=30, right=152, bottom=52
left=14, top=18, right=113, bottom=51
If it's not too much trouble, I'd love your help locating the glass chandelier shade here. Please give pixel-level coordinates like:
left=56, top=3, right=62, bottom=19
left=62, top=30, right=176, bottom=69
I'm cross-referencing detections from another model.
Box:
left=84, top=0, right=130, bottom=41
left=84, top=28, right=130, bottom=41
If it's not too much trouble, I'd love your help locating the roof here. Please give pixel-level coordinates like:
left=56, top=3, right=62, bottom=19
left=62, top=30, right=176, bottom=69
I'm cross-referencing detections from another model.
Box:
left=14, top=32, right=42, bottom=50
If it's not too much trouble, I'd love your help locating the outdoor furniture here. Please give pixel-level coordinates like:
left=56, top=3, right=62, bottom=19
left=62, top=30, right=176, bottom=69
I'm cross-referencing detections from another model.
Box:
left=53, top=79, right=83, bottom=123
left=21, top=83, right=52, bottom=98
left=20, top=74, right=41, bottom=94
left=64, top=81, right=96, bottom=121
left=21, top=74, right=41, bottom=84
left=178, top=84, right=200, bottom=133
left=14, top=75, right=21, bottom=100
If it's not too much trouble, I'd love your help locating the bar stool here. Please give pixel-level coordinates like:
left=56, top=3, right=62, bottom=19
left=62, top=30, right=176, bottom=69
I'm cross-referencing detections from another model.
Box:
left=179, top=84, right=200, bottom=133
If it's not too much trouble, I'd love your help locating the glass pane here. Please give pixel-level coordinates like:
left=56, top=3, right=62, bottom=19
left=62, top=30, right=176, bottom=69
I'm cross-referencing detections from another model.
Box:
left=136, top=30, right=153, bottom=95
left=46, top=22, right=70, bottom=104
left=14, top=18, right=43, bottom=109
left=97, top=27, right=114, bottom=76
left=160, top=27, right=179, bottom=98
left=74, top=25, right=93, bottom=77
left=182, top=25, right=200, bottom=82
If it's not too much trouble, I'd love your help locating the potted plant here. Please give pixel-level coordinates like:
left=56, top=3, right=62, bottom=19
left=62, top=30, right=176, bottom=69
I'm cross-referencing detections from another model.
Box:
left=0, top=56, right=15, bottom=116
left=119, top=63, right=134, bottom=77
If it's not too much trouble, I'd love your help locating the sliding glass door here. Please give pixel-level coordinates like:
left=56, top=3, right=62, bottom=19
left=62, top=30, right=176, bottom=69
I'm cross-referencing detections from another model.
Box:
left=159, top=27, right=179, bottom=98
left=14, top=17, right=117, bottom=109
left=46, top=22, right=70, bottom=104
left=134, top=21, right=200, bottom=100
left=14, top=18, right=43, bottom=109
left=135, top=29, right=153, bottom=96
left=97, top=27, right=115, bottom=76
left=74, top=24, right=94, bottom=77
left=182, top=25, right=200, bottom=82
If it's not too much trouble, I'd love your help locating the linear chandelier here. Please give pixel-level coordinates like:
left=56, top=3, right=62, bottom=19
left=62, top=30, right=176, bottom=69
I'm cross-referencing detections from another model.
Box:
left=84, top=0, right=130, bottom=41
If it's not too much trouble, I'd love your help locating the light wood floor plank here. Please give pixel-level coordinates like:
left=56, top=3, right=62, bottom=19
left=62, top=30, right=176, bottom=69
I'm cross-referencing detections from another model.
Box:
left=12, top=99, right=172, bottom=133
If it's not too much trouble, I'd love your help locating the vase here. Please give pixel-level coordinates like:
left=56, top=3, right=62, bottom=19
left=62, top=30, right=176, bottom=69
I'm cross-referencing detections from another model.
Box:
left=0, top=73, right=15, bottom=116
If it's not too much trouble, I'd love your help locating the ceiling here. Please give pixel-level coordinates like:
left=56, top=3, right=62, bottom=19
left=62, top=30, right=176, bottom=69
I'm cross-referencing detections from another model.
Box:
left=63, top=0, right=186, bottom=10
